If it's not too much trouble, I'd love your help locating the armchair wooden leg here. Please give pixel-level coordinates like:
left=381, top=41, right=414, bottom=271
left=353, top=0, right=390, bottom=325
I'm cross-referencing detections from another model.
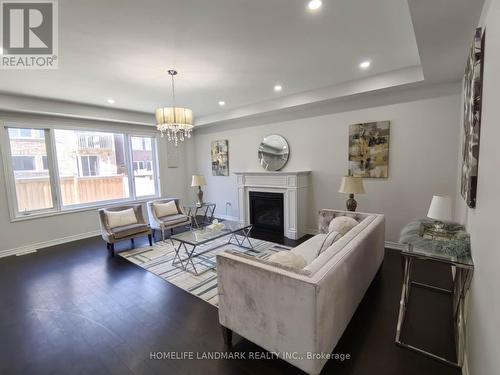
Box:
left=221, top=326, right=233, bottom=347
left=131, top=238, right=135, bottom=247
left=148, top=234, right=153, bottom=246
left=108, top=243, right=115, bottom=256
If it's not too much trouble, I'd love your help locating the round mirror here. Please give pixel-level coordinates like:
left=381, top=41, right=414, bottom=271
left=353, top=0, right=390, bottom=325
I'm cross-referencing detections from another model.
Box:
left=258, top=135, right=290, bottom=171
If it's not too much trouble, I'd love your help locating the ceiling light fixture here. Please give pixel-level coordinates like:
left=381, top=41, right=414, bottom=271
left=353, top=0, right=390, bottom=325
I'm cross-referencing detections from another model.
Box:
left=307, top=0, right=322, bottom=11
left=218, top=101, right=226, bottom=106
left=107, top=98, right=115, bottom=104
left=274, top=85, right=283, bottom=92
left=155, top=69, right=194, bottom=146
left=359, top=60, right=371, bottom=69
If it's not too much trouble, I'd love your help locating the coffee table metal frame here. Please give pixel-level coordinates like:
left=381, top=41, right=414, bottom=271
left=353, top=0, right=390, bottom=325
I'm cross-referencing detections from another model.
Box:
left=171, top=224, right=253, bottom=276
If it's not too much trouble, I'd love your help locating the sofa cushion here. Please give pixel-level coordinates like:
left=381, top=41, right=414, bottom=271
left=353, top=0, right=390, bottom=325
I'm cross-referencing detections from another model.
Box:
left=158, top=213, right=189, bottom=225
left=268, top=251, right=307, bottom=270
left=113, top=223, right=149, bottom=239
left=328, top=216, right=358, bottom=235
left=106, top=208, right=137, bottom=229
left=291, top=234, right=328, bottom=265
left=319, top=231, right=343, bottom=254
left=154, top=201, right=179, bottom=218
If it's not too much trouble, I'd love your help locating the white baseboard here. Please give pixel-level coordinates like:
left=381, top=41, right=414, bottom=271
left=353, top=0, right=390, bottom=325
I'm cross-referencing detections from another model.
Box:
left=0, top=230, right=101, bottom=259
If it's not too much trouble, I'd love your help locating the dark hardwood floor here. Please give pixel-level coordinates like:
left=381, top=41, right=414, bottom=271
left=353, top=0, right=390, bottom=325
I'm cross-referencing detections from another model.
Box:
left=0, top=226, right=460, bottom=375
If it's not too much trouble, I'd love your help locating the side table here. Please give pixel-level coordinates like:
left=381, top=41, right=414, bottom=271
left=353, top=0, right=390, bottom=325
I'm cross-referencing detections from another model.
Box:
left=183, top=202, right=216, bottom=228
left=396, top=243, right=474, bottom=368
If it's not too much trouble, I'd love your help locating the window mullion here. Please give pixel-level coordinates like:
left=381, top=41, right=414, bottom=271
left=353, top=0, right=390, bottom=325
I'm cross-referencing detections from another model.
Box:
left=46, top=128, right=62, bottom=211
left=152, top=138, right=161, bottom=197
left=124, top=134, right=136, bottom=200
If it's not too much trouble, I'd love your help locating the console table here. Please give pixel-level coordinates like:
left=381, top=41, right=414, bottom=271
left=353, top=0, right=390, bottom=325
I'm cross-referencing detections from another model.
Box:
left=397, top=220, right=473, bottom=368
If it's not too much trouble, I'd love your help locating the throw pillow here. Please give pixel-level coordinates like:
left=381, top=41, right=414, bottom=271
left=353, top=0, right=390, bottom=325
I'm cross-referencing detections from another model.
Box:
left=328, top=216, right=358, bottom=236
left=106, top=208, right=138, bottom=229
left=268, top=251, right=307, bottom=270
left=318, top=230, right=343, bottom=255
left=154, top=201, right=179, bottom=218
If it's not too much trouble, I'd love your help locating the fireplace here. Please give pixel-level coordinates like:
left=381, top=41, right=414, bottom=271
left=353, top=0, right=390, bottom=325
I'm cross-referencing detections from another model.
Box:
left=249, top=191, right=284, bottom=234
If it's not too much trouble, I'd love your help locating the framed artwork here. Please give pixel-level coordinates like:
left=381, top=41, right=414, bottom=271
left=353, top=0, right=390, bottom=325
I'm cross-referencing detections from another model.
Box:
left=211, top=140, right=229, bottom=176
left=461, top=27, right=485, bottom=209
left=348, top=121, right=390, bottom=178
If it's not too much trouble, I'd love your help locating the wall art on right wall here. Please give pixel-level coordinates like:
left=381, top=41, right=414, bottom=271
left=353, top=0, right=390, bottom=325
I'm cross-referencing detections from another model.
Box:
left=461, top=27, right=485, bottom=209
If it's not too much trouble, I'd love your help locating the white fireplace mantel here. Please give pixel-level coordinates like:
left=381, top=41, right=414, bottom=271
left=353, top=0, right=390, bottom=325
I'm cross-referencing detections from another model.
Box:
left=234, top=171, right=311, bottom=240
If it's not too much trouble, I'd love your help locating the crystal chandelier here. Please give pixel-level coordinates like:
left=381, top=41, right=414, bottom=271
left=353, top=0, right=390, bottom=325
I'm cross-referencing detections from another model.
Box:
left=155, top=70, right=194, bottom=146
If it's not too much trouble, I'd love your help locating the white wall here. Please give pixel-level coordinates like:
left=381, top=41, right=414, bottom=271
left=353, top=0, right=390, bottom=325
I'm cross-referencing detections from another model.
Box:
left=457, top=1, right=500, bottom=374
left=190, top=91, right=461, bottom=242
left=0, top=111, right=190, bottom=255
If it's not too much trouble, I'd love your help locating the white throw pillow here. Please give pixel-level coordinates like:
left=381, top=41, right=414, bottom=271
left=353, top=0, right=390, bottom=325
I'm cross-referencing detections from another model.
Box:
left=154, top=201, right=179, bottom=218
left=106, top=208, right=137, bottom=229
left=318, top=231, right=343, bottom=254
left=328, top=216, right=358, bottom=236
left=268, top=251, right=307, bottom=270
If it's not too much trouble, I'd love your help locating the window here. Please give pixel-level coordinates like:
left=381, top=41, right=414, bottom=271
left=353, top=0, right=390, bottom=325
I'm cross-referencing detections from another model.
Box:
left=130, top=136, right=157, bottom=197
left=3, top=126, right=160, bottom=219
left=54, top=130, right=130, bottom=207
left=12, top=156, right=36, bottom=171
left=6, top=128, right=54, bottom=213
left=42, top=156, right=49, bottom=170
left=79, top=156, right=99, bottom=177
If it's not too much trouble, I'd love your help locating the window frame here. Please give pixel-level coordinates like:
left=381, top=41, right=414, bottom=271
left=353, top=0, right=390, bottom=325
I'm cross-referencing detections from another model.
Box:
left=1, top=122, right=162, bottom=221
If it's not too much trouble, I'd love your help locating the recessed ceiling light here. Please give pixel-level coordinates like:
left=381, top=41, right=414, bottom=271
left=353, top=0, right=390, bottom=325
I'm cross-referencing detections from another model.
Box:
left=359, top=60, right=371, bottom=69
left=218, top=101, right=226, bottom=106
left=274, top=85, right=283, bottom=92
left=107, top=99, right=115, bottom=104
left=307, top=0, right=322, bottom=11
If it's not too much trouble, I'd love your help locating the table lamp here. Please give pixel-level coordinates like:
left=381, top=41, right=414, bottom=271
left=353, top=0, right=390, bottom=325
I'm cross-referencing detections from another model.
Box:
left=191, top=175, right=206, bottom=206
left=427, top=195, right=452, bottom=230
left=338, top=176, right=365, bottom=212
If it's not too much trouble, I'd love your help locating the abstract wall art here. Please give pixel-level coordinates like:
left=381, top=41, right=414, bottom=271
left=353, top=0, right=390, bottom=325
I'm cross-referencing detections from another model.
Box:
left=461, top=27, right=485, bottom=209
left=348, top=121, right=390, bottom=178
left=211, top=140, right=229, bottom=176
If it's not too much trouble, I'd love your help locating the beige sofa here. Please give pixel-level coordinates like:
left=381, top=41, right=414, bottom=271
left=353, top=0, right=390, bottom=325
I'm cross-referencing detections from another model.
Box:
left=216, top=210, right=385, bottom=375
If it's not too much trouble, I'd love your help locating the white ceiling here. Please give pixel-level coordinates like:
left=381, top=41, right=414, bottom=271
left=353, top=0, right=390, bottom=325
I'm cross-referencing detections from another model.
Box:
left=0, top=0, right=421, bottom=118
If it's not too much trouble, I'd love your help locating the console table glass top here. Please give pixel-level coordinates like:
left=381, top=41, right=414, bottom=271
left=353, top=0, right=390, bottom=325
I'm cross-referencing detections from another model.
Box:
left=401, top=243, right=473, bottom=269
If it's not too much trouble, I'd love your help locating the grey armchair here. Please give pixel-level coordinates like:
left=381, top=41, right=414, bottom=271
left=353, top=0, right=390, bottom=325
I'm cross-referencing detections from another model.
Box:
left=147, top=198, right=191, bottom=241
left=98, top=204, right=152, bottom=255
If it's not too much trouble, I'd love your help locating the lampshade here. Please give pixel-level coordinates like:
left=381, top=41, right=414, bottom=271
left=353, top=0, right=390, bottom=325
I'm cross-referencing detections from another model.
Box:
left=191, top=175, right=206, bottom=187
left=338, top=176, right=365, bottom=194
left=155, top=107, right=194, bottom=130
left=427, top=195, right=452, bottom=222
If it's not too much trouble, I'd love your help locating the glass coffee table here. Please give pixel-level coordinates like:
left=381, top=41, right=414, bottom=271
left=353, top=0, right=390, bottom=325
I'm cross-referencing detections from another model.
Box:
left=170, top=221, right=253, bottom=275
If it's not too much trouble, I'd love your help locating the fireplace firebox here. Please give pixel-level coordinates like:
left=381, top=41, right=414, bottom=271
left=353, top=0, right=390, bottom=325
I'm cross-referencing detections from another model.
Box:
left=249, top=191, right=284, bottom=234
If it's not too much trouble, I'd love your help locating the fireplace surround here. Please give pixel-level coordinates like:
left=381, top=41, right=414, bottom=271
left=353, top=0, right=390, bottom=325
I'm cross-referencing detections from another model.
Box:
left=235, top=171, right=311, bottom=240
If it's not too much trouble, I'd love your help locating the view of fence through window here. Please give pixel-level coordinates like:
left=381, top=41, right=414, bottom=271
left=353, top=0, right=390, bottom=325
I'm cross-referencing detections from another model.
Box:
left=8, top=128, right=54, bottom=212
left=5, top=127, right=158, bottom=216
left=131, top=136, right=156, bottom=197
left=54, top=130, right=129, bottom=206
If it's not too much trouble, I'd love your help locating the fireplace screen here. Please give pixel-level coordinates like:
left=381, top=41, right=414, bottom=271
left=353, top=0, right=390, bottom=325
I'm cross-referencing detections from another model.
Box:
left=249, top=191, right=284, bottom=234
